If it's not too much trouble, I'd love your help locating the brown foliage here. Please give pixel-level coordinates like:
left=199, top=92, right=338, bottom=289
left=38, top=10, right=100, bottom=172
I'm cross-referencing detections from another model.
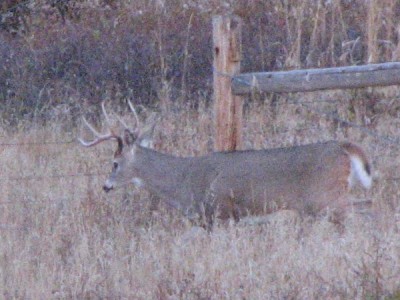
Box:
left=0, top=0, right=400, bottom=124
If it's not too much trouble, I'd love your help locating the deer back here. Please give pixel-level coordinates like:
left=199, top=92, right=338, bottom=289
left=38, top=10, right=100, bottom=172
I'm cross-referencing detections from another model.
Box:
left=204, top=141, right=359, bottom=219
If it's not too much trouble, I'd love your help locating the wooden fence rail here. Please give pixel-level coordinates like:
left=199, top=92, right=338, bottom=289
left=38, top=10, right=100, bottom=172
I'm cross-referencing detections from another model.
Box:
left=213, top=15, right=400, bottom=151
left=232, top=62, right=400, bottom=94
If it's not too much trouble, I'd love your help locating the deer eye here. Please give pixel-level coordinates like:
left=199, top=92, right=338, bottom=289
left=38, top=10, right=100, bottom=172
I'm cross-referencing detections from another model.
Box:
left=113, top=162, right=118, bottom=171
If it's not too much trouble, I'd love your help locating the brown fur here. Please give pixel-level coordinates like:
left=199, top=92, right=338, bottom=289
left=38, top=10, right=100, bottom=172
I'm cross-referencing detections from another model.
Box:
left=80, top=117, right=372, bottom=229
left=105, top=140, right=372, bottom=229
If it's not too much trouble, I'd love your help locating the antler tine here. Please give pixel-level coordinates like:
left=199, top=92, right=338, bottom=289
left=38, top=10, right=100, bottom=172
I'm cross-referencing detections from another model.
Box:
left=78, top=133, right=120, bottom=147
left=78, top=115, right=122, bottom=148
left=127, top=99, right=140, bottom=127
left=117, top=116, right=129, bottom=130
left=78, top=104, right=124, bottom=155
left=101, top=101, right=113, bottom=127
left=81, top=116, right=104, bottom=137
left=78, top=117, right=111, bottom=146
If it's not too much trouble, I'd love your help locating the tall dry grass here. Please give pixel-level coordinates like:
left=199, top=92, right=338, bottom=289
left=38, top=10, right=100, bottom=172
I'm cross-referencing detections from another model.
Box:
left=1, top=0, right=400, bottom=298
left=1, top=94, right=400, bottom=299
left=1, top=0, right=400, bottom=123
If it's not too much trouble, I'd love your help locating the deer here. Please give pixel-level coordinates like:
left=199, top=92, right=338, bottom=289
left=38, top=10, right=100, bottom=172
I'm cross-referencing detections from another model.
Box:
left=78, top=102, right=372, bottom=230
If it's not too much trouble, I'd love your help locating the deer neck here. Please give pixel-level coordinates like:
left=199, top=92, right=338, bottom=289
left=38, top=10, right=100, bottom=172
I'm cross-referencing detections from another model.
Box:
left=133, top=146, right=186, bottom=208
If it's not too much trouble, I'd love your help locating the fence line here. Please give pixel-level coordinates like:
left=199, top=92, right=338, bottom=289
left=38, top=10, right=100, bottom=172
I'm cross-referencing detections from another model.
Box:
left=302, top=103, right=400, bottom=147
left=0, top=104, right=399, bottom=182
left=2, top=113, right=399, bottom=149
left=0, top=140, right=76, bottom=146
left=214, top=68, right=400, bottom=147
left=0, top=137, right=110, bottom=181
left=5, top=172, right=108, bottom=182
left=0, top=173, right=107, bottom=182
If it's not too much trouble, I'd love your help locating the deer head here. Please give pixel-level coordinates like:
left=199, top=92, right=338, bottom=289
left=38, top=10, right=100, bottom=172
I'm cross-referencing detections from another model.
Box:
left=78, top=101, right=156, bottom=192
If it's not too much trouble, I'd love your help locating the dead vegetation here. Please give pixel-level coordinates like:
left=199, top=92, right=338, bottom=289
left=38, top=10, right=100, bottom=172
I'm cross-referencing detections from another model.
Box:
left=1, top=0, right=400, bottom=299
left=1, top=100, right=400, bottom=298
left=1, top=0, right=400, bottom=123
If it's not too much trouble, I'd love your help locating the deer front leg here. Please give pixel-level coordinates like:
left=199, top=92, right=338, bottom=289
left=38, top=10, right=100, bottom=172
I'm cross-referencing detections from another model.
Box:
left=205, top=177, right=242, bottom=228
left=202, top=189, right=217, bottom=231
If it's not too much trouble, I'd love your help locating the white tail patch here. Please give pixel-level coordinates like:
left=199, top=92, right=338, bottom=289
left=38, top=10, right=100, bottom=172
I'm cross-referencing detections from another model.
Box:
left=349, top=155, right=372, bottom=189
left=139, top=138, right=153, bottom=148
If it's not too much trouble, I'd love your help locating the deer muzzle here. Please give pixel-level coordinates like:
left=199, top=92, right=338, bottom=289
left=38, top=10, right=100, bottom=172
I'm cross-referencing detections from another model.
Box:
left=103, top=185, right=114, bottom=192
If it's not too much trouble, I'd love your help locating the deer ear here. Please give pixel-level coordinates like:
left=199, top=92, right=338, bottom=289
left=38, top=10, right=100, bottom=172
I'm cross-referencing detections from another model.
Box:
left=138, top=118, right=157, bottom=148
left=123, top=129, right=137, bottom=146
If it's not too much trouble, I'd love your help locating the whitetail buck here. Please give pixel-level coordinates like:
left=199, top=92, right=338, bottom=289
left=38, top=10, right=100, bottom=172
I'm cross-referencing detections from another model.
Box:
left=79, top=102, right=372, bottom=229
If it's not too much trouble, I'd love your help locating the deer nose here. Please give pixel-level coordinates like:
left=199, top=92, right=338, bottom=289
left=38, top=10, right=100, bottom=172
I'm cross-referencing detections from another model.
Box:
left=103, top=185, right=113, bottom=193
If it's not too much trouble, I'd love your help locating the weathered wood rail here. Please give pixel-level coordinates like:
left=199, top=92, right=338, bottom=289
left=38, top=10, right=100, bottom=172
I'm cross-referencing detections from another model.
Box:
left=232, top=62, right=400, bottom=94
left=212, top=15, right=400, bottom=151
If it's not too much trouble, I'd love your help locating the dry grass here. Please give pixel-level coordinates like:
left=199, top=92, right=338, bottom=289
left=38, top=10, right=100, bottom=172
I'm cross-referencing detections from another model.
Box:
left=2, top=0, right=400, bottom=123
left=1, top=94, right=400, bottom=299
left=1, top=1, right=400, bottom=298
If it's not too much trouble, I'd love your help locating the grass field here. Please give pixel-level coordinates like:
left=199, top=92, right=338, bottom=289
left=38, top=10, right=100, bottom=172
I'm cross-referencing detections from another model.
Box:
left=1, top=1, right=400, bottom=298
left=1, top=96, right=400, bottom=299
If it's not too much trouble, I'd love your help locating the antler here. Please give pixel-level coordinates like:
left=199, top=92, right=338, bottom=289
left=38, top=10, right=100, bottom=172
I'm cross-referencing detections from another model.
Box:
left=127, top=99, right=141, bottom=128
left=78, top=102, right=124, bottom=155
left=116, top=100, right=141, bottom=137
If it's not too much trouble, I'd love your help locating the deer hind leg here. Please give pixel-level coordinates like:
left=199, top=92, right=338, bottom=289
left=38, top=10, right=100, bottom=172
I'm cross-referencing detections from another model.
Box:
left=318, top=154, right=351, bottom=225
left=199, top=189, right=217, bottom=231
left=203, top=182, right=241, bottom=230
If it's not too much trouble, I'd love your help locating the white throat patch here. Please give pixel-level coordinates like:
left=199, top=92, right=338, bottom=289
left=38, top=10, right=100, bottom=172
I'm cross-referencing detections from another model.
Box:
left=139, top=138, right=153, bottom=148
left=132, top=177, right=144, bottom=188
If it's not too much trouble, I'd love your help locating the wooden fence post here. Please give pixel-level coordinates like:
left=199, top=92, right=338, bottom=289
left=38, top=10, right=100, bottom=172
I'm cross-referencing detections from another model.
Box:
left=213, top=15, right=242, bottom=151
